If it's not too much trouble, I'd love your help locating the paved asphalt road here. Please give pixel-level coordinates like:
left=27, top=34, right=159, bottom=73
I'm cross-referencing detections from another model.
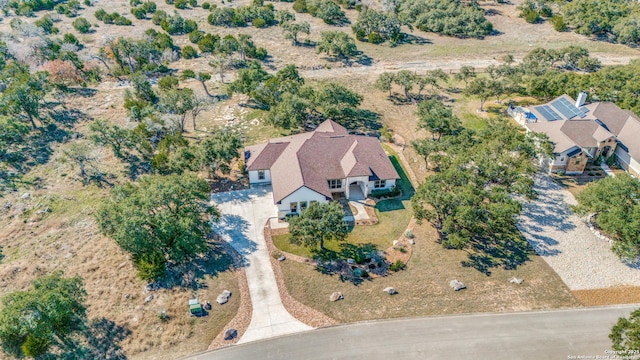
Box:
left=186, top=305, right=638, bottom=360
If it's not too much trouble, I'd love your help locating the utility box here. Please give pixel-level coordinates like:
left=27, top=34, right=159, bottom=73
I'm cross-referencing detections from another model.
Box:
left=189, top=298, right=203, bottom=316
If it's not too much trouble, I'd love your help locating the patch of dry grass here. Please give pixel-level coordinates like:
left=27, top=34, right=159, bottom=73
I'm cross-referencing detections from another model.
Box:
left=278, top=222, right=579, bottom=323
left=0, top=167, right=240, bottom=358
left=573, top=287, right=640, bottom=306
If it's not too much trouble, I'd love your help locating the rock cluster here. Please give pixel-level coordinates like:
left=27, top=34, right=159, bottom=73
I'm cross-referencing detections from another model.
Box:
left=449, top=280, right=466, bottom=291
left=217, top=290, right=232, bottom=305
left=329, top=292, right=343, bottom=302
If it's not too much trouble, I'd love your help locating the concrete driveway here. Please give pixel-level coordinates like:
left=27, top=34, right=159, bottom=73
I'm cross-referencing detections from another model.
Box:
left=211, top=185, right=312, bottom=344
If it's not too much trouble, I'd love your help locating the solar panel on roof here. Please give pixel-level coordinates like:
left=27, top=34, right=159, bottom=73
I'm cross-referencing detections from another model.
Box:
left=552, top=98, right=586, bottom=119
left=535, top=105, right=561, bottom=121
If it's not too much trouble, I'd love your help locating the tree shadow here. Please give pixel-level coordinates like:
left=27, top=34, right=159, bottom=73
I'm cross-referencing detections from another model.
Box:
left=67, top=87, right=98, bottom=98
left=354, top=52, right=373, bottom=66
left=162, top=241, right=238, bottom=290
left=210, top=213, right=256, bottom=256
left=399, top=33, right=432, bottom=45
left=462, top=232, right=533, bottom=276
left=42, top=318, right=131, bottom=360
left=313, top=243, right=386, bottom=285
left=338, top=109, right=381, bottom=134
left=47, top=108, right=92, bottom=128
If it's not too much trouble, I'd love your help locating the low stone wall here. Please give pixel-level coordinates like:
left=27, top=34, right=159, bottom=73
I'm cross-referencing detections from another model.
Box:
left=586, top=213, right=614, bottom=245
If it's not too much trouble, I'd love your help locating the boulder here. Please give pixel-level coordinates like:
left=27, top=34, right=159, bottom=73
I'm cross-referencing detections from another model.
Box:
left=20, top=193, right=30, bottom=199
left=217, top=290, right=232, bottom=305
left=144, top=294, right=154, bottom=303
left=392, top=240, right=399, bottom=246
left=329, top=292, right=344, bottom=302
left=449, top=280, right=466, bottom=291
left=278, top=255, right=286, bottom=261
left=224, top=328, right=238, bottom=340
left=124, top=293, right=130, bottom=300
left=409, top=239, right=415, bottom=245
left=383, top=287, right=397, bottom=295
left=510, top=277, right=524, bottom=284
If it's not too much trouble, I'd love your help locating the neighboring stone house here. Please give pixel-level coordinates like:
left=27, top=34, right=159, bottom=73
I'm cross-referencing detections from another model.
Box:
left=509, top=93, right=639, bottom=175
left=244, top=120, right=400, bottom=218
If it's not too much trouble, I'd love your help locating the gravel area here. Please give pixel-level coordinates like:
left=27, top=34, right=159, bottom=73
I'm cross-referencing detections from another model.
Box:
left=518, top=174, right=640, bottom=290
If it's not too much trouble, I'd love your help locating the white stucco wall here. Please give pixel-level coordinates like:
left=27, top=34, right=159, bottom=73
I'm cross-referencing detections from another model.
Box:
left=277, top=186, right=328, bottom=217
left=367, top=178, right=396, bottom=192
left=346, top=176, right=369, bottom=197
left=248, top=169, right=271, bottom=184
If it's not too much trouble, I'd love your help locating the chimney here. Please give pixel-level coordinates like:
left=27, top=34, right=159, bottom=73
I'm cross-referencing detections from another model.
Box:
left=576, top=91, right=587, bottom=107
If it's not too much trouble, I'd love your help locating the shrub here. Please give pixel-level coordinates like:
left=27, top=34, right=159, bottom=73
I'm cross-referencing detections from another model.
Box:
left=131, top=0, right=143, bottom=5
left=114, top=16, right=132, bottom=25
left=293, top=0, right=307, bottom=13
left=131, top=7, right=147, bottom=19
left=175, top=0, right=188, bottom=9
left=551, top=14, right=567, bottom=32
left=368, top=32, right=383, bottom=44
left=84, top=0, right=93, bottom=6
left=189, top=0, right=197, bottom=7
left=142, top=1, right=157, bottom=13
left=189, top=30, right=204, bottom=43
left=202, top=2, right=210, bottom=9
left=72, top=17, right=92, bottom=33
left=370, top=186, right=400, bottom=198
left=184, top=19, right=198, bottom=33
left=35, top=14, right=58, bottom=34
left=404, top=230, right=414, bottom=239
left=389, top=259, right=405, bottom=272
left=63, top=33, right=80, bottom=46
left=252, top=17, right=266, bottom=28
left=95, top=8, right=107, bottom=20
left=522, top=8, right=540, bottom=24
left=182, top=45, right=198, bottom=59
left=166, top=0, right=175, bottom=3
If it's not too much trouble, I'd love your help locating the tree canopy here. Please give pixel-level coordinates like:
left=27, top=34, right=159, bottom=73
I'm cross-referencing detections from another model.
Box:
left=398, top=0, right=493, bottom=39
left=288, top=201, right=348, bottom=250
left=0, top=273, right=87, bottom=358
left=574, top=173, right=640, bottom=260
left=96, top=173, right=220, bottom=281
left=411, top=113, right=551, bottom=274
left=610, top=308, right=640, bottom=352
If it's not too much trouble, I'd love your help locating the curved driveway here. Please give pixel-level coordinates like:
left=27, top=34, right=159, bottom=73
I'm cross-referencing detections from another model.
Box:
left=211, top=185, right=311, bottom=344
left=187, top=305, right=638, bottom=360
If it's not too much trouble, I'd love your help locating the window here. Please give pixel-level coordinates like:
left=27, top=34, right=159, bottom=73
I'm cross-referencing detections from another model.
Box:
left=328, top=179, right=342, bottom=189
left=574, top=158, right=581, bottom=165
left=373, top=180, right=386, bottom=188
left=300, top=201, right=308, bottom=211
left=258, top=170, right=265, bottom=180
left=560, top=157, right=565, bottom=162
left=290, top=202, right=298, bottom=213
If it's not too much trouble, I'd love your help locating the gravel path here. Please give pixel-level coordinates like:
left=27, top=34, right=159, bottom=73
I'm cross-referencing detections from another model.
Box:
left=518, top=174, right=640, bottom=290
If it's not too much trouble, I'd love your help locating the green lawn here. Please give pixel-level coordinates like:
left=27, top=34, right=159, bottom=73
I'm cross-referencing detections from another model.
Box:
left=272, top=151, right=414, bottom=258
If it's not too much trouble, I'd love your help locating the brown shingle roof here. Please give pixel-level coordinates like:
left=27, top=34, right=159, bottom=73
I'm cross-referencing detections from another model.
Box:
left=244, top=119, right=399, bottom=204
left=246, top=142, right=288, bottom=171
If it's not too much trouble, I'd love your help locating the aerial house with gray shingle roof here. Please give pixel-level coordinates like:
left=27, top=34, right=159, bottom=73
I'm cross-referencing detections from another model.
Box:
left=509, top=93, right=640, bottom=176
left=244, top=120, right=399, bottom=218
